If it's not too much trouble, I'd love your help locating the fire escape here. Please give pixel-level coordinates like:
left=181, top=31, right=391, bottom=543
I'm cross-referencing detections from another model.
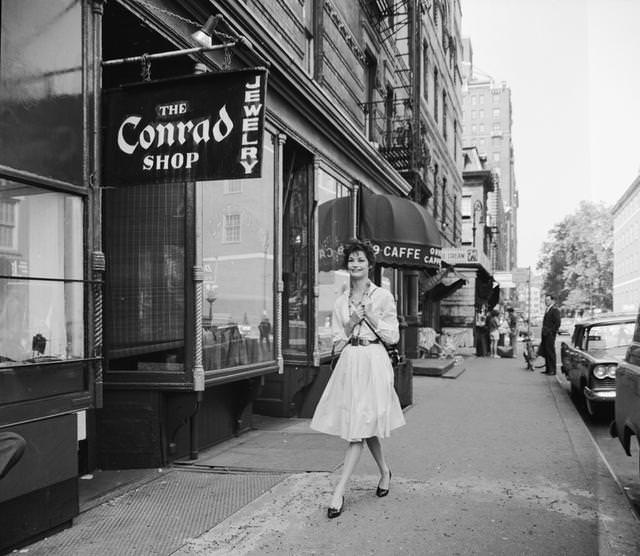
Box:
left=360, top=0, right=433, bottom=205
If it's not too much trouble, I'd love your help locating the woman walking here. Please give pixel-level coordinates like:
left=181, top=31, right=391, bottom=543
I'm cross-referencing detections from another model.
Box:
left=488, top=308, right=500, bottom=358
left=310, top=241, right=405, bottom=518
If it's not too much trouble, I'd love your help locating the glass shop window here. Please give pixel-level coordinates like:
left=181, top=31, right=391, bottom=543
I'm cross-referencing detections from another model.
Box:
left=199, top=132, right=275, bottom=370
left=283, top=145, right=313, bottom=355
left=0, top=180, right=84, bottom=365
left=0, top=0, right=83, bottom=184
left=317, top=171, right=351, bottom=355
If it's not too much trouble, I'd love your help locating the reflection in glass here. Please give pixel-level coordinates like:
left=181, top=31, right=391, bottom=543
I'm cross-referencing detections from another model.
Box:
left=0, top=0, right=83, bottom=183
left=0, top=280, right=84, bottom=365
left=199, top=132, right=275, bottom=370
left=282, top=147, right=312, bottom=353
left=0, top=180, right=83, bottom=280
left=316, top=172, right=351, bottom=354
left=0, top=181, right=84, bottom=365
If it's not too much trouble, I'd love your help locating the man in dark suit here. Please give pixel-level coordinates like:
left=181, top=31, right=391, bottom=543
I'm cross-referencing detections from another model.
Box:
left=539, top=294, right=561, bottom=375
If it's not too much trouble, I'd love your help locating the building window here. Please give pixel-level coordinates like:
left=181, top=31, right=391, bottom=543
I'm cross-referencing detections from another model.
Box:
left=471, top=95, right=477, bottom=105
left=479, top=109, right=484, bottom=119
left=471, top=125, right=477, bottom=134
left=479, top=123, right=485, bottom=133
left=384, top=85, right=394, bottom=146
left=461, top=195, right=471, bottom=217
left=442, top=91, right=447, bottom=140
left=0, top=199, right=17, bottom=250
left=303, top=0, right=316, bottom=76
left=223, top=213, right=241, bottom=243
left=422, top=41, right=429, bottom=101
left=441, top=176, right=447, bottom=225
left=492, top=122, right=501, bottom=132
left=493, top=108, right=501, bottom=119
left=365, top=52, right=377, bottom=141
left=453, top=194, right=458, bottom=240
left=493, top=152, right=500, bottom=162
left=492, top=136, right=502, bottom=147
left=479, top=94, right=485, bottom=104
left=433, top=165, right=439, bottom=219
left=433, top=68, right=439, bottom=123
left=453, top=119, right=458, bottom=161
left=471, top=110, right=477, bottom=120
left=224, top=181, right=242, bottom=194
left=493, top=93, right=500, bottom=104
left=479, top=138, right=485, bottom=148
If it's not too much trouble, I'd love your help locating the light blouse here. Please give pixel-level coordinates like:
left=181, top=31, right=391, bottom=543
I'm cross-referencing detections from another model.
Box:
left=332, top=284, right=399, bottom=345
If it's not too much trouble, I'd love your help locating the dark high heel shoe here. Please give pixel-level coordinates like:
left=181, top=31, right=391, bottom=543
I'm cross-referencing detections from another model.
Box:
left=376, top=469, right=391, bottom=497
left=327, top=496, right=344, bottom=519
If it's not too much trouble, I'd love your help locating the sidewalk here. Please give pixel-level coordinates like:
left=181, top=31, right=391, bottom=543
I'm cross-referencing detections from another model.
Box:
left=21, top=354, right=640, bottom=555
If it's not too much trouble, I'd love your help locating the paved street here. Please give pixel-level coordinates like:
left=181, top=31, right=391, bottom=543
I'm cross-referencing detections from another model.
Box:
left=23, top=354, right=640, bottom=556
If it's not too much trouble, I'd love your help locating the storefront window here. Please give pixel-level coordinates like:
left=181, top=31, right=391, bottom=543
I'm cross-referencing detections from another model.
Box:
left=0, top=0, right=83, bottom=184
left=0, top=180, right=84, bottom=365
left=282, top=145, right=312, bottom=355
left=199, top=132, right=275, bottom=370
left=317, top=172, right=351, bottom=354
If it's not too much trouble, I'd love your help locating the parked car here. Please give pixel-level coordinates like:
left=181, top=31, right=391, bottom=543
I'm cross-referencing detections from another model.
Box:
left=560, top=313, right=636, bottom=418
left=558, top=318, right=576, bottom=336
left=610, top=307, right=640, bottom=470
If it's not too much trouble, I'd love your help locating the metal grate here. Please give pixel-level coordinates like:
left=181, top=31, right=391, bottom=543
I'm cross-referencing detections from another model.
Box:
left=24, top=470, right=283, bottom=555
left=104, top=183, right=185, bottom=351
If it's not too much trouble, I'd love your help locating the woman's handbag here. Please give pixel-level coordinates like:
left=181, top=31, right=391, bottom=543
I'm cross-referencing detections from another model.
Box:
left=363, top=319, right=400, bottom=366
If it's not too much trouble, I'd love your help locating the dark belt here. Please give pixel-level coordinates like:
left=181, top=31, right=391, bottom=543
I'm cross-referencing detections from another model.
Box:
left=349, top=338, right=380, bottom=346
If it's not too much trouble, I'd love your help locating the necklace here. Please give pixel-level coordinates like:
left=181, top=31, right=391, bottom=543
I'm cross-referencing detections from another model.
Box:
left=349, top=281, right=371, bottom=306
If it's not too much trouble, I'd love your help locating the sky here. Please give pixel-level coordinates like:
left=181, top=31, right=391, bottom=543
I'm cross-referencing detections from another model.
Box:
left=460, top=0, right=640, bottom=269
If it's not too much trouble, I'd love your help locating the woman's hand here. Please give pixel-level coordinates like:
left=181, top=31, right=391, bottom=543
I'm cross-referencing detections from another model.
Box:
left=345, top=303, right=365, bottom=335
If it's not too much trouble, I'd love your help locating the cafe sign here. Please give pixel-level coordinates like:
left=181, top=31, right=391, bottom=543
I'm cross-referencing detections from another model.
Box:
left=103, top=68, right=268, bottom=186
left=371, top=241, right=442, bottom=268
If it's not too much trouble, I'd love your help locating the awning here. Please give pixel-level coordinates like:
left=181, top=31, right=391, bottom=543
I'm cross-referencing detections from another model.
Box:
left=429, top=278, right=467, bottom=301
left=488, top=284, right=500, bottom=308
left=359, top=189, right=442, bottom=269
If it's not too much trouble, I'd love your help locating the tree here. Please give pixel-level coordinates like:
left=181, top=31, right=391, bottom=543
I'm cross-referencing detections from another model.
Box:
left=537, top=201, right=613, bottom=315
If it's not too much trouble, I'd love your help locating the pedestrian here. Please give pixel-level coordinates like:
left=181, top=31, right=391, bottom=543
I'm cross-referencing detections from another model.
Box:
left=488, top=308, right=500, bottom=358
left=507, top=307, right=518, bottom=355
left=310, top=240, right=405, bottom=519
left=538, top=294, right=561, bottom=375
left=475, top=305, right=489, bottom=357
left=258, top=312, right=271, bottom=350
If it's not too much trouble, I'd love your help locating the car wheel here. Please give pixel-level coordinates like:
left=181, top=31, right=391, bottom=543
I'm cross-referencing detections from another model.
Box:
left=569, top=380, right=579, bottom=400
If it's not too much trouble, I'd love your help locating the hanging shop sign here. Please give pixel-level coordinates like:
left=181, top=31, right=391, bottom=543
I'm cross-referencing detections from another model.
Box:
left=103, top=68, right=268, bottom=185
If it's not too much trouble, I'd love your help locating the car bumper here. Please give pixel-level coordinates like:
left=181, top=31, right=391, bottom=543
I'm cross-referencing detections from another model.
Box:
left=584, top=387, right=615, bottom=402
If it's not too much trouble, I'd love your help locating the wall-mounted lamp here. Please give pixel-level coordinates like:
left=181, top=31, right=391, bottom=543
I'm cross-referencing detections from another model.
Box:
left=102, top=14, right=267, bottom=72
left=191, top=15, right=222, bottom=48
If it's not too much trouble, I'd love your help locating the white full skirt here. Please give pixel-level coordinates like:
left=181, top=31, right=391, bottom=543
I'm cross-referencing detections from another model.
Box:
left=310, top=343, right=406, bottom=441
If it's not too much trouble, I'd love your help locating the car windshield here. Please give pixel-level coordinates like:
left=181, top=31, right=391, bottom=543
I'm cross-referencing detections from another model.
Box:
left=584, top=323, right=634, bottom=352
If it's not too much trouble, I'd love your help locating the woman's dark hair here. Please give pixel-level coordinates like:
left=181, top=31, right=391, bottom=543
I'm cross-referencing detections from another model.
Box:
left=342, top=240, right=376, bottom=269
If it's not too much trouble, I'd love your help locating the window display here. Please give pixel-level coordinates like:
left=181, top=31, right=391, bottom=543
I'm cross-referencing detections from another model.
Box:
left=0, top=181, right=84, bottom=365
left=199, top=132, right=275, bottom=370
